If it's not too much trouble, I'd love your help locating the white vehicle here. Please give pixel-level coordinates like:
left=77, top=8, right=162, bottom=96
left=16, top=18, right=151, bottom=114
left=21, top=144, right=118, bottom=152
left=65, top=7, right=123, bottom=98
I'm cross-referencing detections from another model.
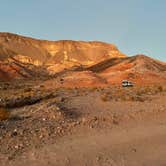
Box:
left=122, top=80, right=133, bottom=87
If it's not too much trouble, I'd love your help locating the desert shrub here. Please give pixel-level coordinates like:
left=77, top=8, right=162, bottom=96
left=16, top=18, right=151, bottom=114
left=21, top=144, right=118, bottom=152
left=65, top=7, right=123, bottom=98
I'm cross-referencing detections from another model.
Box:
left=134, top=96, right=145, bottom=102
left=158, top=86, right=163, bottom=92
left=136, top=90, right=142, bottom=96
left=101, top=93, right=110, bottom=102
left=89, top=87, right=98, bottom=92
left=0, top=107, right=10, bottom=121
left=120, top=95, right=127, bottom=101
left=23, top=87, right=32, bottom=92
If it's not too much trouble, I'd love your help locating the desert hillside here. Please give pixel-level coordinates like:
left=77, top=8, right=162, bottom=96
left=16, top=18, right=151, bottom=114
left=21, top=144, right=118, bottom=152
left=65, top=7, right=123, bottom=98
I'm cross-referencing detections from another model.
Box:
left=0, top=32, right=126, bottom=79
left=0, top=32, right=165, bottom=85
left=86, top=54, right=166, bottom=85
left=0, top=33, right=125, bottom=65
left=43, top=54, right=166, bottom=88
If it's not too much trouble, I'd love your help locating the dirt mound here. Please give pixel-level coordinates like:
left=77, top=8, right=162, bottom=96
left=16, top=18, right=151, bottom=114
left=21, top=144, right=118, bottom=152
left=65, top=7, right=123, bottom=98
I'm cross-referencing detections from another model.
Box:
left=44, top=71, right=107, bottom=88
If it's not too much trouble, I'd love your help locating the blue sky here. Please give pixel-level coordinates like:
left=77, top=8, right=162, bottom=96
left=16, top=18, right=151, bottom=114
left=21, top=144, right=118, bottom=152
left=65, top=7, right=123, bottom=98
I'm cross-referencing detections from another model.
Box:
left=0, top=0, right=166, bottom=61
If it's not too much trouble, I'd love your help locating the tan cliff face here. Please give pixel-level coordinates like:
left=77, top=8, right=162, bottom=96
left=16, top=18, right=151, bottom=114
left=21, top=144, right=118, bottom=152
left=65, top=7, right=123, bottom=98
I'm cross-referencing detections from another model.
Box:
left=0, top=33, right=126, bottom=67
left=11, top=55, right=43, bottom=66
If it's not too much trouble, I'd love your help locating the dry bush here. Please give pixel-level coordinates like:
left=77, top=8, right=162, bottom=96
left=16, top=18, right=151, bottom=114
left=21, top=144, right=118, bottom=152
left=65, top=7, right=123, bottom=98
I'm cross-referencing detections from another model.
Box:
left=136, top=90, right=142, bottom=96
left=89, top=87, right=98, bottom=92
left=134, top=96, right=145, bottom=102
left=0, top=107, right=10, bottom=121
left=157, top=86, right=163, bottom=92
left=135, top=87, right=148, bottom=96
left=23, top=87, right=32, bottom=93
left=101, top=93, right=110, bottom=102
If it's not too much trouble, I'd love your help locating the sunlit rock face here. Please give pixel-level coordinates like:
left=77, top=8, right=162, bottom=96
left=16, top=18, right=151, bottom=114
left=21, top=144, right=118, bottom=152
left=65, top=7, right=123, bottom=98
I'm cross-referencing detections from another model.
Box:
left=0, top=33, right=126, bottom=67
left=0, top=32, right=127, bottom=79
left=10, top=55, right=42, bottom=66
left=42, top=40, right=125, bottom=65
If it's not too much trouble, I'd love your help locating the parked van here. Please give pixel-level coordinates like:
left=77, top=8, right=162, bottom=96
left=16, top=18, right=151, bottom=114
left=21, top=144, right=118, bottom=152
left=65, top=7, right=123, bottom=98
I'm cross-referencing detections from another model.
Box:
left=122, top=80, right=133, bottom=87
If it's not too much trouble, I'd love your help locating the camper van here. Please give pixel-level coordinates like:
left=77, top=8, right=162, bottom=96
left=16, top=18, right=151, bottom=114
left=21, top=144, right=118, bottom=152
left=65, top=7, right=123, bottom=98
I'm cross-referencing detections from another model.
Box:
left=122, top=80, right=133, bottom=87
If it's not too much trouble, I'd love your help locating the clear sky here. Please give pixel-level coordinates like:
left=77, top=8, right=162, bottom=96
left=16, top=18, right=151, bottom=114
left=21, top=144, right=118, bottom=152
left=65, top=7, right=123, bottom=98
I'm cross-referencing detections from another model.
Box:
left=0, top=0, right=166, bottom=61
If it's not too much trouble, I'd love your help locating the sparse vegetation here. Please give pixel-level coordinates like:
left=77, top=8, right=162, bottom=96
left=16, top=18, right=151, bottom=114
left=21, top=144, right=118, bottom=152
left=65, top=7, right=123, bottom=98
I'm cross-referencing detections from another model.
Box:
left=0, top=107, right=10, bottom=121
left=0, top=80, right=165, bottom=164
left=158, top=85, right=163, bottom=92
left=101, top=92, right=110, bottom=102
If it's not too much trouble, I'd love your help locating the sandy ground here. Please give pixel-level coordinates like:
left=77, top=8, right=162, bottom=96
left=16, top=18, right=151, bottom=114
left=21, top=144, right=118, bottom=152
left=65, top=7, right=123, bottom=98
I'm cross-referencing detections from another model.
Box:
left=12, top=116, right=166, bottom=166
left=6, top=110, right=166, bottom=166
left=0, top=84, right=166, bottom=166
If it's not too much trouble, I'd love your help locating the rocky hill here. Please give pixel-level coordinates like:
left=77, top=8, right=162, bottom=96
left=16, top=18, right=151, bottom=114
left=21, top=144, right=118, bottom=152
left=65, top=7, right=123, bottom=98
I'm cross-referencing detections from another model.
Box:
left=0, top=32, right=126, bottom=80
left=88, top=55, right=166, bottom=73
left=0, top=32, right=165, bottom=85
left=88, top=55, right=166, bottom=85
left=0, top=32, right=125, bottom=66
